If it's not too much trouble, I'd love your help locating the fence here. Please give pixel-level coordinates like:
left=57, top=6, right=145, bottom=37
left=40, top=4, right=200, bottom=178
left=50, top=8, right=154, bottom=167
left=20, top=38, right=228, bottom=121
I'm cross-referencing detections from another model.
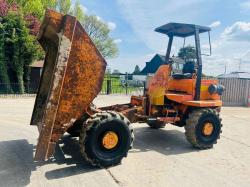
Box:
left=1, top=78, right=250, bottom=107
left=219, top=78, right=250, bottom=106
left=100, top=75, right=145, bottom=95
left=0, top=75, right=145, bottom=97
left=0, top=82, right=37, bottom=97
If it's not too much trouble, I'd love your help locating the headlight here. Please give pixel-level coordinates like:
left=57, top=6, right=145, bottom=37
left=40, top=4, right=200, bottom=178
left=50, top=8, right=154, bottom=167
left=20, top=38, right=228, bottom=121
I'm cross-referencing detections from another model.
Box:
left=208, top=84, right=225, bottom=95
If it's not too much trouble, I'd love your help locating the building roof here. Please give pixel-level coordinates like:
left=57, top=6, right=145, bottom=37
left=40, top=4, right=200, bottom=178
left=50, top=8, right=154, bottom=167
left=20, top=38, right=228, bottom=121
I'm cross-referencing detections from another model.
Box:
left=155, top=22, right=211, bottom=37
left=29, top=61, right=44, bottom=68
left=217, top=71, right=250, bottom=79
left=140, top=54, right=165, bottom=75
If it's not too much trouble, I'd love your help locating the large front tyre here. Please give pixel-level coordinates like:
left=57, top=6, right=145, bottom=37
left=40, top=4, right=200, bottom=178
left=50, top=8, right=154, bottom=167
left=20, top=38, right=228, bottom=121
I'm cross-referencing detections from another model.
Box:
left=185, top=108, right=222, bottom=149
left=79, top=111, right=134, bottom=167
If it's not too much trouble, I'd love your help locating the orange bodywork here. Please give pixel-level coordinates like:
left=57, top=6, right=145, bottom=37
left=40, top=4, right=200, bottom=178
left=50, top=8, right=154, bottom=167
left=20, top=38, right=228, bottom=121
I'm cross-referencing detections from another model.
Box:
left=183, top=100, right=222, bottom=107
left=147, top=65, right=222, bottom=108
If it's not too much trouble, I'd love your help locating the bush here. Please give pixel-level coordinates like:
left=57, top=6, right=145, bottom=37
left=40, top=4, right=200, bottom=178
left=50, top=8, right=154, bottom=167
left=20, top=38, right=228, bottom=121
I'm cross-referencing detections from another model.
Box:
left=0, top=10, right=40, bottom=93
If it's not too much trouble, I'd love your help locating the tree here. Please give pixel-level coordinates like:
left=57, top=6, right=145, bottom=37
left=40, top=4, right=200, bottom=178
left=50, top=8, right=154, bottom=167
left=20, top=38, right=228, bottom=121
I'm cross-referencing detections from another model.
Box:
left=10, top=0, right=119, bottom=59
left=0, top=0, right=9, bottom=17
left=178, top=45, right=196, bottom=62
left=81, top=15, right=118, bottom=58
left=3, top=0, right=119, bottom=56
left=41, top=0, right=57, bottom=10
left=72, top=0, right=84, bottom=21
left=57, top=0, right=71, bottom=15
left=0, top=6, right=39, bottom=93
left=7, top=0, right=44, bottom=18
left=0, top=14, right=12, bottom=93
left=0, top=0, right=118, bottom=95
left=24, top=14, right=40, bottom=36
left=49, top=1, right=118, bottom=58
left=0, top=0, right=15, bottom=93
left=7, top=0, right=57, bottom=19
left=133, top=65, right=141, bottom=75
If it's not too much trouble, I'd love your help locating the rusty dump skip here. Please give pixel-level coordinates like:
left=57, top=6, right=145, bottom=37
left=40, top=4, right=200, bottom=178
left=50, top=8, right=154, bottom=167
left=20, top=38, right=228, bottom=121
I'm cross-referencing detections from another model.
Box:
left=30, top=9, right=107, bottom=161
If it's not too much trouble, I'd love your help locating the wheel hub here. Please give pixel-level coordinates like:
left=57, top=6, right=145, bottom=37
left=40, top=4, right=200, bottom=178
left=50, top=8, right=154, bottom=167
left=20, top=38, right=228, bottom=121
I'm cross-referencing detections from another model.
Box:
left=202, top=122, right=214, bottom=136
left=102, top=131, right=119, bottom=150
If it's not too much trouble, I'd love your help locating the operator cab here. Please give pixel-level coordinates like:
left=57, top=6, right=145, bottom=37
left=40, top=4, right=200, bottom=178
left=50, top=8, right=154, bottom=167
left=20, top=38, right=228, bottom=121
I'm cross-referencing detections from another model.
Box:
left=170, top=58, right=195, bottom=79
left=155, top=23, right=211, bottom=100
left=155, top=23, right=211, bottom=79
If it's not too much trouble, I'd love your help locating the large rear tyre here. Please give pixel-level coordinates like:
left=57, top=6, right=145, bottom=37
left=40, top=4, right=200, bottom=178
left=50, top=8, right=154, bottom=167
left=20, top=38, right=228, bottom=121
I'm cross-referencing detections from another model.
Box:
left=185, top=108, right=222, bottom=149
left=79, top=111, right=134, bottom=167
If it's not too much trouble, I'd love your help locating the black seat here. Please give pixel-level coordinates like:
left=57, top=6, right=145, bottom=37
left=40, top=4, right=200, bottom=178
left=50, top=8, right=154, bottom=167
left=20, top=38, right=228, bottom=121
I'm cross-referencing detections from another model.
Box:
left=183, top=61, right=195, bottom=74
left=172, top=73, right=192, bottom=79
left=173, top=61, right=195, bottom=79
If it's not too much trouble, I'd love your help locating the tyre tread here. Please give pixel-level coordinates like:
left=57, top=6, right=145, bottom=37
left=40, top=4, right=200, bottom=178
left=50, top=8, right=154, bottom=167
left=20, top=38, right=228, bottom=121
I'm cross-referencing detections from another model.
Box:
left=79, top=111, right=134, bottom=167
left=184, top=108, right=222, bottom=149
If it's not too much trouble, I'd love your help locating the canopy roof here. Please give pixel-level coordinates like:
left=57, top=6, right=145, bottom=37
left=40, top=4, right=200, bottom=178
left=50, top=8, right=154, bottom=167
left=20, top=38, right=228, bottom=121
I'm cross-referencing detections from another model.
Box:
left=155, top=22, right=211, bottom=37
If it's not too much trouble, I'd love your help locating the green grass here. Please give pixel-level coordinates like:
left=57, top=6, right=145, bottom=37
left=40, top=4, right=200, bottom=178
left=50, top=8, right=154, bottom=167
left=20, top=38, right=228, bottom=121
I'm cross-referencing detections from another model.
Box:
left=101, top=76, right=143, bottom=94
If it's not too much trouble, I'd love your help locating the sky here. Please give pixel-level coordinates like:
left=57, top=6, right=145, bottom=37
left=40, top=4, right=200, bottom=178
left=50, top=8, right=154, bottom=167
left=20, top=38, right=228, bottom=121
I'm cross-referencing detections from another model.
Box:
left=79, top=0, right=250, bottom=76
